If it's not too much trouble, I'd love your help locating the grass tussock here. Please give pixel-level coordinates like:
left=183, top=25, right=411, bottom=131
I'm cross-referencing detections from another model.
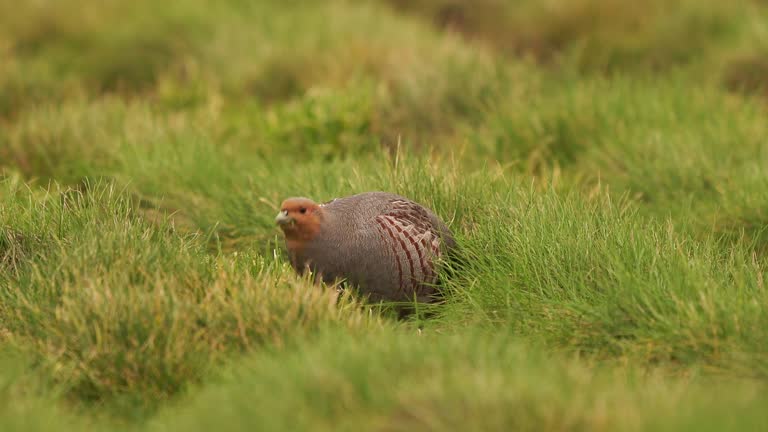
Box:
left=0, top=179, right=377, bottom=414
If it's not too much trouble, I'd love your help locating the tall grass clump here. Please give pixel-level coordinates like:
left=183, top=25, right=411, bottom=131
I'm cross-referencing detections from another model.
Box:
left=0, top=179, right=378, bottom=414
left=440, top=183, right=768, bottom=374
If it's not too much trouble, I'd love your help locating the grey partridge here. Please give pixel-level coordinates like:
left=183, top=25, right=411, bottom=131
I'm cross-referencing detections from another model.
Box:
left=275, top=192, right=457, bottom=303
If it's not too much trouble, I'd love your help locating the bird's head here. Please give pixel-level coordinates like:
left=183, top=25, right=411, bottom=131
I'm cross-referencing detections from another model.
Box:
left=275, top=197, right=323, bottom=240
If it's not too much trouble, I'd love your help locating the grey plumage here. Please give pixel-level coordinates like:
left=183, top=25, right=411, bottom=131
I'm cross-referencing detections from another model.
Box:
left=279, top=192, right=456, bottom=303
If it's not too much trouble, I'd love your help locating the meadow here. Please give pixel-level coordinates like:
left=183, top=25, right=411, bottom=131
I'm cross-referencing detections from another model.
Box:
left=1, top=0, right=768, bottom=430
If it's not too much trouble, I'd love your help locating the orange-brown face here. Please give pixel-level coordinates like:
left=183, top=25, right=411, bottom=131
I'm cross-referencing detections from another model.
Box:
left=275, top=197, right=322, bottom=240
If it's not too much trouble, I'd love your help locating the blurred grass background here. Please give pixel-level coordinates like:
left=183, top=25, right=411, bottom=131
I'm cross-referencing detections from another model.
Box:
left=1, top=0, right=768, bottom=430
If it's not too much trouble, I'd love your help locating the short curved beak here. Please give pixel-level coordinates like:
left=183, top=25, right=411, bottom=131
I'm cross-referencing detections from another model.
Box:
left=275, top=210, right=292, bottom=226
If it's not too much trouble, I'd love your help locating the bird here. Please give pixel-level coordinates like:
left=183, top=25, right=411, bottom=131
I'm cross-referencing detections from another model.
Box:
left=275, top=191, right=457, bottom=305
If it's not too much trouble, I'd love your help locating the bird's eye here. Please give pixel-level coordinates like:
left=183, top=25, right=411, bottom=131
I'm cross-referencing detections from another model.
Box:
left=299, top=207, right=307, bottom=214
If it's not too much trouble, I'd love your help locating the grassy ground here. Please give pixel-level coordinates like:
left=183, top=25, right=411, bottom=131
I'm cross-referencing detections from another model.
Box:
left=2, top=0, right=768, bottom=430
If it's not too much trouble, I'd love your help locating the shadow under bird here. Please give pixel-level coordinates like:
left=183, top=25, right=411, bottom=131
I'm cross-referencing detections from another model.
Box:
left=275, top=191, right=457, bottom=304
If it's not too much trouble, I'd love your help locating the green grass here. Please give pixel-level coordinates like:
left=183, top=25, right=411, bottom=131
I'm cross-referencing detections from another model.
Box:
left=2, top=0, right=768, bottom=430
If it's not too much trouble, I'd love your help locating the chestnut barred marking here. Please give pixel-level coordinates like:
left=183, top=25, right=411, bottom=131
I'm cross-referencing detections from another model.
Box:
left=375, top=199, right=442, bottom=291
